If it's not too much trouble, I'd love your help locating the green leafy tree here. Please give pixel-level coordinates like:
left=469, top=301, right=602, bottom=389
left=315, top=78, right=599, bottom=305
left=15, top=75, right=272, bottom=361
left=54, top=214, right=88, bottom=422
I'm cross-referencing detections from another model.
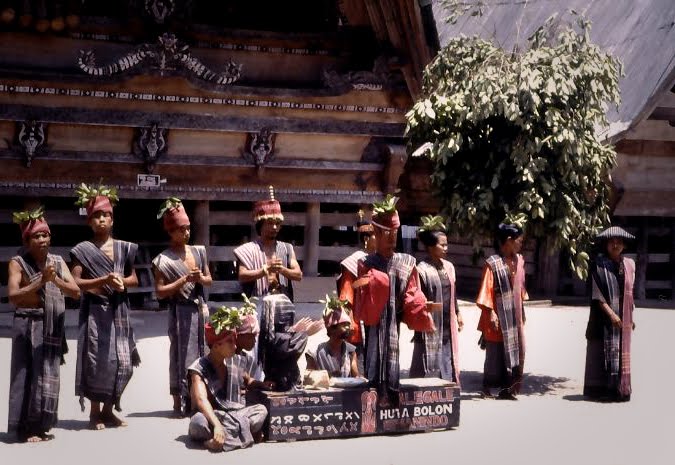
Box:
left=406, top=13, right=621, bottom=279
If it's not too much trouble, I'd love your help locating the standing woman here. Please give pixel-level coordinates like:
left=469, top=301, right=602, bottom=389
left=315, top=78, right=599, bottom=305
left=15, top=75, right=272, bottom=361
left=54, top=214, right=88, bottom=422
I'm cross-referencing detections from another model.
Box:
left=584, top=226, right=636, bottom=402
left=475, top=223, right=528, bottom=400
left=410, top=215, right=463, bottom=383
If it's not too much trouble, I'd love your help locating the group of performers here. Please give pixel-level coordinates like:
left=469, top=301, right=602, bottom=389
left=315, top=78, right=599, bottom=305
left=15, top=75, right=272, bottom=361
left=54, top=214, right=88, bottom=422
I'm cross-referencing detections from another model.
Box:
left=6, top=184, right=637, bottom=450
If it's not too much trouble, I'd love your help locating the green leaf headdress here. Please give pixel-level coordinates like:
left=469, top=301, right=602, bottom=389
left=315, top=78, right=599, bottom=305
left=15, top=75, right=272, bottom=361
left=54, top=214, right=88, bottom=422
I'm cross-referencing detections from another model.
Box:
left=319, top=291, right=350, bottom=319
left=74, top=181, right=119, bottom=207
left=209, top=305, right=244, bottom=335
left=372, top=194, right=399, bottom=215
left=157, top=197, right=182, bottom=220
left=240, top=293, right=258, bottom=316
left=12, top=206, right=46, bottom=225
left=418, top=214, right=447, bottom=233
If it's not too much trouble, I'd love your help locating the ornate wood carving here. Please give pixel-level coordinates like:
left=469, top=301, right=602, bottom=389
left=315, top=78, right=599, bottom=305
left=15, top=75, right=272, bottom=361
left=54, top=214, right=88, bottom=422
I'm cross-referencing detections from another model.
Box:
left=0, top=103, right=406, bottom=136
left=241, top=127, right=277, bottom=177
left=3, top=120, right=48, bottom=167
left=144, top=0, right=176, bottom=24
left=133, top=123, right=168, bottom=173
left=78, top=33, right=242, bottom=85
left=322, top=56, right=405, bottom=92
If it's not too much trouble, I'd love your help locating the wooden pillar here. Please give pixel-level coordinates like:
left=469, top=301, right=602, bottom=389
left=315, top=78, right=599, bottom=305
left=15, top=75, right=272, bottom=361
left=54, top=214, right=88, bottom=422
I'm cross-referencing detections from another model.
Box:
left=192, top=200, right=210, bottom=246
left=303, top=202, right=320, bottom=277
left=635, top=218, right=648, bottom=300
left=536, top=237, right=560, bottom=297
left=671, top=219, right=675, bottom=300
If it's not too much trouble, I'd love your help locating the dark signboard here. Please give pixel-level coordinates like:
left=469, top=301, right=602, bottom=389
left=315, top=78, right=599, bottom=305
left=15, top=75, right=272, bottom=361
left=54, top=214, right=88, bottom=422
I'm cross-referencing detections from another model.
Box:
left=261, top=378, right=460, bottom=441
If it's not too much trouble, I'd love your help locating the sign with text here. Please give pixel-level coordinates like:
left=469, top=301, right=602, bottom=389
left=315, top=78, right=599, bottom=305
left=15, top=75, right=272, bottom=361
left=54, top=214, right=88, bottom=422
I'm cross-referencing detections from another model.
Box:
left=137, top=174, right=163, bottom=188
left=261, top=378, right=460, bottom=441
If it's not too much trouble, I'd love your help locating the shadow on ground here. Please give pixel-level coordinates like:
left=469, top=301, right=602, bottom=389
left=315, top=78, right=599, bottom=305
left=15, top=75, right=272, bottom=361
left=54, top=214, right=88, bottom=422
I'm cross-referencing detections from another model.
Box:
left=175, top=434, right=205, bottom=450
left=458, top=370, right=572, bottom=397
left=127, top=410, right=177, bottom=419
left=56, top=419, right=92, bottom=431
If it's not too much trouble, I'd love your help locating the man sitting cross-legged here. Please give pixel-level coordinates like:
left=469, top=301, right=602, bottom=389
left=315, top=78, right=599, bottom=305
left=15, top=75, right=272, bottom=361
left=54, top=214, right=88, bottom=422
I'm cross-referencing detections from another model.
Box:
left=187, top=305, right=268, bottom=452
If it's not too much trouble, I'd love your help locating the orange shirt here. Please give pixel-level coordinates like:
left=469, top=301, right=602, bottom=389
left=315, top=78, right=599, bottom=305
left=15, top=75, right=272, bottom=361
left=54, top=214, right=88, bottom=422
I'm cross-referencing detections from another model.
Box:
left=476, top=264, right=528, bottom=342
left=337, top=270, right=362, bottom=344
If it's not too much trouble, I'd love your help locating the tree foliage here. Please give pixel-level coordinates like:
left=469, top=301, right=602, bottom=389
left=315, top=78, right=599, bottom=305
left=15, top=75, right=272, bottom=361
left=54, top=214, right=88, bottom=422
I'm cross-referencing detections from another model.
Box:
left=405, top=15, right=622, bottom=279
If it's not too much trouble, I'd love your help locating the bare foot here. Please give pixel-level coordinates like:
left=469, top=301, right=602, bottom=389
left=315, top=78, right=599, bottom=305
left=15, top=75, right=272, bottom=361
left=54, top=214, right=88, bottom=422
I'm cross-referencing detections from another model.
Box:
left=101, top=412, right=128, bottom=427
left=89, top=417, right=106, bottom=430
left=204, top=439, right=222, bottom=452
left=26, top=435, right=44, bottom=443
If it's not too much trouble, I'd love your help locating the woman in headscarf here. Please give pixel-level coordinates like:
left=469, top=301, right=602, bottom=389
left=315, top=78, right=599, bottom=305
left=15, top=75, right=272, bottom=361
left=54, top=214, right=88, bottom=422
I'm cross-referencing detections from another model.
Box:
left=584, top=226, right=636, bottom=402
left=410, top=215, right=462, bottom=384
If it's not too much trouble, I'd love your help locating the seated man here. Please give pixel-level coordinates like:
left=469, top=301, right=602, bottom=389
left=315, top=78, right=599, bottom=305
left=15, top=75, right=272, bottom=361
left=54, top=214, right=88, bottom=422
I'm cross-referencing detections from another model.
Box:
left=306, top=293, right=359, bottom=378
left=187, top=307, right=267, bottom=452
left=225, top=299, right=275, bottom=405
left=257, top=293, right=323, bottom=391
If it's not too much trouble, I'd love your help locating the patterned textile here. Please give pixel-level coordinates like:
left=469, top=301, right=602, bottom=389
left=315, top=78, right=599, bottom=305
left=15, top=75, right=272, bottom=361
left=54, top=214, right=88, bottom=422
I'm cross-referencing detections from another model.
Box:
left=485, top=255, right=523, bottom=372
left=414, top=259, right=460, bottom=384
left=588, top=255, right=635, bottom=397
left=233, top=240, right=295, bottom=300
left=224, top=352, right=256, bottom=405
left=256, top=294, right=307, bottom=391
left=152, top=246, right=209, bottom=409
left=306, top=341, right=355, bottom=377
left=7, top=253, right=66, bottom=435
left=359, top=253, right=416, bottom=404
left=187, top=356, right=267, bottom=451
left=71, top=240, right=139, bottom=410
left=338, top=250, right=367, bottom=279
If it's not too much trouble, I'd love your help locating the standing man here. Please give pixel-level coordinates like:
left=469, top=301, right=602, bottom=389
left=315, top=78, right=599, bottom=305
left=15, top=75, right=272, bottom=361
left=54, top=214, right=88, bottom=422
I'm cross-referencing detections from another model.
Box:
left=476, top=223, right=528, bottom=400
left=153, top=197, right=212, bottom=416
left=70, top=184, right=140, bottom=429
left=336, top=210, right=376, bottom=372
left=584, top=226, right=636, bottom=402
left=7, top=207, right=80, bottom=442
left=234, top=185, right=302, bottom=301
left=353, top=195, right=435, bottom=405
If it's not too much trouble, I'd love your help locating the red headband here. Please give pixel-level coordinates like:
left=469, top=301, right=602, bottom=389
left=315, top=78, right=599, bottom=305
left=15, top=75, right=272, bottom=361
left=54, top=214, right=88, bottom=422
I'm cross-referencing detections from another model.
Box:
left=205, top=322, right=237, bottom=347
left=372, top=211, right=400, bottom=230
left=162, top=204, right=190, bottom=231
left=86, top=195, right=114, bottom=219
left=20, top=218, right=51, bottom=241
left=253, top=199, right=284, bottom=222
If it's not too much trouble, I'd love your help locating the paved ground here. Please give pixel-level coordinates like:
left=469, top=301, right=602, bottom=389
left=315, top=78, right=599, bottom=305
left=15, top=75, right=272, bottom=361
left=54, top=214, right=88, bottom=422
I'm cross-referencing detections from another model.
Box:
left=1, top=302, right=673, bottom=465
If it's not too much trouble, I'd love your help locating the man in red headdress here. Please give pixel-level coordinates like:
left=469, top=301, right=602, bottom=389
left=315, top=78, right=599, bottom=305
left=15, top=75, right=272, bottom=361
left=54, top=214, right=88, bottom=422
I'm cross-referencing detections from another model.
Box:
left=353, top=195, right=435, bottom=405
left=187, top=309, right=268, bottom=452
left=153, top=198, right=213, bottom=416
left=70, top=184, right=140, bottom=430
left=336, top=210, right=377, bottom=373
left=234, top=186, right=302, bottom=301
left=306, top=296, right=360, bottom=378
left=7, top=207, right=80, bottom=442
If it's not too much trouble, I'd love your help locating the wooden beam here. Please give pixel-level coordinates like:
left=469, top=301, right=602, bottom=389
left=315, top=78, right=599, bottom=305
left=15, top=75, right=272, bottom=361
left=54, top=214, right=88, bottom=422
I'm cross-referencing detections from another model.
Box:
left=0, top=104, right=406, bottom=137
left=649, top=106, right=675, bottom=122
left=635, top=217, right=649, bottom=300
left=303, top=202, right=321, bottom=277
left=192, top=200, right=210, bottom=246
left=0, top=149, right=385, bottom=171
left=672, top=219, right=675, bottom=299
left=615, top=139, right=675, bottom=157
left=383, top=144, right=408, bottom=193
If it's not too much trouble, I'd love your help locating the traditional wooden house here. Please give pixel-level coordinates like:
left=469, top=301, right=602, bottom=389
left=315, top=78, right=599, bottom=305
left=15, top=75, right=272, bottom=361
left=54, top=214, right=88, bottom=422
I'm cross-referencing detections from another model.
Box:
left=0, top=1, right=673, bottom=307
left=0, top=0, right=443, bottom=307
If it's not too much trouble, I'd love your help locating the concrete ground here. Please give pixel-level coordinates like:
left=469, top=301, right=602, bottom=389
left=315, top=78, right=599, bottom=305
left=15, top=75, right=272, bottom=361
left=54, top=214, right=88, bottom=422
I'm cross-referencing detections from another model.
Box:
left=0, top=302, right=673, bottom=465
